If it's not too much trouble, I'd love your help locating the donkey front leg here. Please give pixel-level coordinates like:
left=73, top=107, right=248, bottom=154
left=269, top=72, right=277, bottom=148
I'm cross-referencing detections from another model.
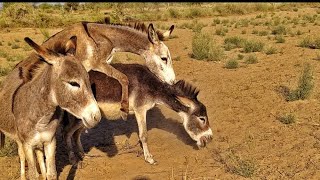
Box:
left=44, top=138, right=57, bottom=180
left=23, top=144, right=39, bottom=180
left=92, top=63, right=129, bottom=120
left=65, top=120, right=83, bottom=165
left=35, top=149, right=46, bottom=180
left=17, top=141, right=26, bottom=180
left=135, top=109, right=156, bottom=165
left=73, top=126, right=85, bottom=159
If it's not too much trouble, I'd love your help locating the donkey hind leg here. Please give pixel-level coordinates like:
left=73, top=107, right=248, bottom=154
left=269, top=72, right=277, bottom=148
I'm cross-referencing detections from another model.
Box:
left=65, top=120, right=83, bottom=165
left=92, top=63, right=129, bottom=120
left=44, top=138, right=57, bottom=180
left=35, top=149, right=46, bottom=180
left=135, top=109, right=156, bottom=165
left=73, top=126, right=85, bottom=159
left=0, top=132, right=5, bottom=148
left=17, top=141, right=26, bottom=180
left=23, top=144, right=39, bottom=180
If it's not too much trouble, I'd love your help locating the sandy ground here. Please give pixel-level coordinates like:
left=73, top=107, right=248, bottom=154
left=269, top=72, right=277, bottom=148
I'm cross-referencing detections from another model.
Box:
left=1, top=6, right=320, bottom=180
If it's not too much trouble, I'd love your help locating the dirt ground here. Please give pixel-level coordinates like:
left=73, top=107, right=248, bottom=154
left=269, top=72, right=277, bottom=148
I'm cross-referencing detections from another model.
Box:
left=2, top=6, right=320, bottom=180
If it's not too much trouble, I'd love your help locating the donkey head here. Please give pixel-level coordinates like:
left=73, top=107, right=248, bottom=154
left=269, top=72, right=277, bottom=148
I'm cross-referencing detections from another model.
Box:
left=143, top=24, right=176, bottom=85
left=24, top=37, right=101, bottom=128
left=174, top=80, right=213, bottom=148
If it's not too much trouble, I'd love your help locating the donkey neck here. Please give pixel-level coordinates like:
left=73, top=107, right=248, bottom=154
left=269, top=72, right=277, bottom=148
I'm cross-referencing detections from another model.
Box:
left=89, top=24, right=151, bottom=55
left=13, top=63, right=57, bottom=123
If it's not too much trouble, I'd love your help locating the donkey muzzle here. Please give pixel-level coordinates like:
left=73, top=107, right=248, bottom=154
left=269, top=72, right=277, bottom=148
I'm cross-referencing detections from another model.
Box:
left=81, top=102, right=101, bottom=128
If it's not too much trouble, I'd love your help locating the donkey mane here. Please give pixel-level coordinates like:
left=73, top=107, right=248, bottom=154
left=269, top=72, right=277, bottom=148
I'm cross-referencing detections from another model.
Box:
left=102, top=17, right=166, bottom=41
left=173, top=80, right=200, bottom=100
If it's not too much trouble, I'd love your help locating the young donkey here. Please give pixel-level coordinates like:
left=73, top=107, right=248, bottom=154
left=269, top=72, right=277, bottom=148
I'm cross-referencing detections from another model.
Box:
left=16, top=21, right=175, bottom=119
left=0, top=37, right=101, bottom=180
left=64, top=64, right=213, bottom=165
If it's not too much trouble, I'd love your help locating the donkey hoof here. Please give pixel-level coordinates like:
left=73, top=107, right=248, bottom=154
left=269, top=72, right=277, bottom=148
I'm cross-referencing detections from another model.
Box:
left=145, top=157, right=157, bottom=165
left=120, top=110, right=128, bottom=121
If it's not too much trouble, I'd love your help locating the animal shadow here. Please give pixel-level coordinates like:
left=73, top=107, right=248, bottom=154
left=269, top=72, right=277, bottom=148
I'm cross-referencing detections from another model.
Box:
left=55, top=107, right=197, bottom=179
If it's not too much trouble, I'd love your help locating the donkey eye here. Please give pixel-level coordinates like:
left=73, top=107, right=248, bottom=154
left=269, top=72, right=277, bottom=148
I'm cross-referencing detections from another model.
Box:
left=68, top=81, right=80, bottom=88
left=161, top=57, right=168, bottom=63
left=199, top=117, right=206, bottom=123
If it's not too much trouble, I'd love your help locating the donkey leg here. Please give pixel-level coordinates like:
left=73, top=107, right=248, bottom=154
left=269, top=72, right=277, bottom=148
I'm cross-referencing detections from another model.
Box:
left=135, top=109, right=156, bottom=165
left=64, top=116, right=81, bottom=165
left=92, top=63, right=129, bottom=120
left=44, top=138, right=57, bottom=180
left=23, top=144, right=39, bottom=180
left=35, top=149, right=46, bottom=180
left=73, top=126, right=85, bottom=159
left=17, top=141, right=26, bottom=180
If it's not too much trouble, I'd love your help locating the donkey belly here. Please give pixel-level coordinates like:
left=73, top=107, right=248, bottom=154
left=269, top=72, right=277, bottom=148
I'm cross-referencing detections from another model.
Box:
left=98, top=102, right=135, bottom=120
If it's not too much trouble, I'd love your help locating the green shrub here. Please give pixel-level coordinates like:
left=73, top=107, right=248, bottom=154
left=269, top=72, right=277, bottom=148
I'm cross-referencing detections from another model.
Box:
left=237, top=54, right=244, bottom=60
left=216, top=27, right=228, bottom=36
left=265, top=46, right=277, bottom=55
left=243, top=40, right=264, bottom=53
left=192, top=32, right=212, bottom=60
left=258, top=30, right=268, bottom=36
left=208, top=45, right=225, bottom=61
left=0, top=138, right=18, bottom=157
left=271, top=25, right=287, bottom=35
left=275, top=35, right=285, bottom=43
left=285, top=63, right=313, bottom=101
left=224, top=36, right=246, bottom=50
left=225, top=59, right=239, bottom=69
left=245, top=54, right=258, bottom=64
left=277, top=114, right=295, bottom=124
left=0, top=67, right=10, bottom=76
left=11, top=43, right=20, bottom=49
left=168, top=8, right=181, bottom=18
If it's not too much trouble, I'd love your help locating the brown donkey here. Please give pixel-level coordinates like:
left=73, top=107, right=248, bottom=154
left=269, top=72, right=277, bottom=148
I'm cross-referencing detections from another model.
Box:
left=0, top=37, right=101, bottom=180
left=16, top=21, right=175, bottom=119
left=64, top=64, right=213, bottom=165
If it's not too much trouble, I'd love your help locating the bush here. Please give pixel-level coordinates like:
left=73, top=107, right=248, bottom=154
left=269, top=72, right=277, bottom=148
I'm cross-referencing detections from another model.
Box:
left=168, top=8, right=181, bottom=18
left=224, top=36, right=246, bottom=49
left=192, top=32, right=212, bottom=60
left=243, top=40, right=264, bottom=53
left=277, top=114, right=295, bottom=124
left=265, top=46, right=277, bottom=55
left=0, top=138, right=18, bottom=157
left=285, top=63, right=313, bottom=101
left=245, top=54, right=258, bottom=64
left=271, top=25, right=288, bottom=35
left=275, top=35, right=285, bottom=43
left=208, top=45, right=225, bottom=61
left=0, top=67, right=10, bottom=76
left=225, top=59, right=239, bottom=69
left=216, top=27, right=228, bottom=36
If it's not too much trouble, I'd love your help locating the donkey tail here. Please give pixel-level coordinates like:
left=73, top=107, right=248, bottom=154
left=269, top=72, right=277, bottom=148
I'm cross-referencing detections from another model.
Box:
left=0, top=131, right=5, bottom=149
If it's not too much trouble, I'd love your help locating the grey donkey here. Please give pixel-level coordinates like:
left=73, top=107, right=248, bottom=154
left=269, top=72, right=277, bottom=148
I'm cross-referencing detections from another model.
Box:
left=63, top=64, right=213, bottom=165
left=0, top=36, right=101, bottom=180
left=16, top=21, right=175, bottom=120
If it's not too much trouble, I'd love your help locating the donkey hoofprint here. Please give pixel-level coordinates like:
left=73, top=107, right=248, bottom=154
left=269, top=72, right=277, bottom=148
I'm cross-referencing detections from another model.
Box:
left=0, top=37, right=101, bottom=180
left=16, top=21, right=175, bottom=120
left=63, top=63, right=213, bottom=165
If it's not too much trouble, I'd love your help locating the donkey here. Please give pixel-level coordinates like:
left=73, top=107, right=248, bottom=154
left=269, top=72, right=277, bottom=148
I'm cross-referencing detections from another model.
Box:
left=16, top=21, right=175, bottom=119
left=63, top=64, right=213, bottom=165
left=0, top=37, right=101, bottom=180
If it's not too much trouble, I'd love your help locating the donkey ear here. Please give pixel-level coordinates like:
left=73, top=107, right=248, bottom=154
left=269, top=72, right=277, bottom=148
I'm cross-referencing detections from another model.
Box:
left=148, top=23, right=159, bottom=44
left=176, top=96, right=194, bottom=109
left=64, top=36, right=77, bottom=55
left=24, top=37, right=58, bottom=65
left=162, top=25, right=175, bottom=39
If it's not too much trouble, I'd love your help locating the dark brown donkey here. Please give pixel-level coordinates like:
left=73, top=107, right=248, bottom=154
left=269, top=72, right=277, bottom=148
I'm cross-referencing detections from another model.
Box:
left=16, top=21, right=175, bottom=119
left=64, top=64, right=213, bottom=165
left=0, top=37, right=101, bottom=180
